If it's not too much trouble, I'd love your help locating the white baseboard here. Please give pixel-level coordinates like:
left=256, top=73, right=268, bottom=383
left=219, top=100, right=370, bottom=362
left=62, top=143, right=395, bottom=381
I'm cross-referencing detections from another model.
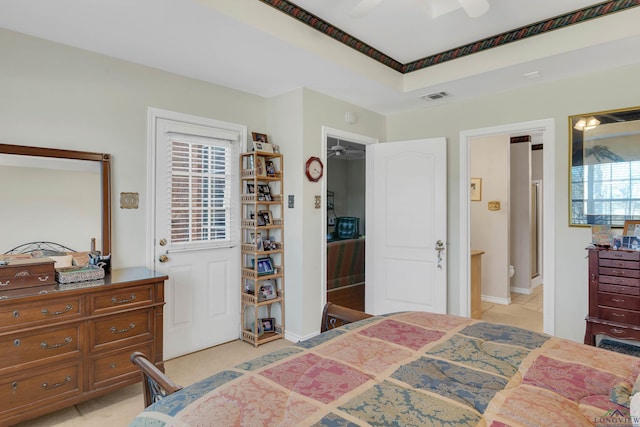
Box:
left=511, top=286, right=532, bottom=295
left=285, top=330, right=317, bottom=343
left=481, top=295, right=511, bottom=305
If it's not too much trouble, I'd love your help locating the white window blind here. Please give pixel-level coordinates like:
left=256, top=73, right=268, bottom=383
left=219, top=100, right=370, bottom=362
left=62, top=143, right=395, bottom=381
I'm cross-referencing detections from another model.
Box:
left=167, top=134, right=237, bottom=248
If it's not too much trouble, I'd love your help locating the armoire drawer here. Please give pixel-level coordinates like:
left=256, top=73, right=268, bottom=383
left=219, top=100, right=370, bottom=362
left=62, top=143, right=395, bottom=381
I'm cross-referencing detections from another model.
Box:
left=0, top=296, right=82, bottom=332
left=599, top=275, right=640, bottom=287
left=599, top=258, right=640, bottom=270
left=90, top=285, right=153, bottom=315
left=598, top=306, right=640, bottom=325
left=599, top=267, right=640, bottom=278
left=90, top=309, right=152, bottom=350
left=589, top=320, right=640, bottom=342
left=598, top=292, right=640, bottom=311
left=89, top=342, right=153, bottom=389
left=599, top=283, right=640, bottom=296
left=0, top=325, right=81, bottom=372
left=0, top=362, right=81, bottom=413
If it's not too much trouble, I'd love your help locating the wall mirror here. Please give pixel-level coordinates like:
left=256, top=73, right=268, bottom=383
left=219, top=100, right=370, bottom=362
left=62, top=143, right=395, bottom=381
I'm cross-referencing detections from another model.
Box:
left=0, top=144, right=111, bottom=255
left=570, top=106, right=640, bottom=227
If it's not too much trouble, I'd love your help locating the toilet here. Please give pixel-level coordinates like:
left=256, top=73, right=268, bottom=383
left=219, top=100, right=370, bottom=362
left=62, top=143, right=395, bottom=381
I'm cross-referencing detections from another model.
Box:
left=509, top=265, right=515, bottom=278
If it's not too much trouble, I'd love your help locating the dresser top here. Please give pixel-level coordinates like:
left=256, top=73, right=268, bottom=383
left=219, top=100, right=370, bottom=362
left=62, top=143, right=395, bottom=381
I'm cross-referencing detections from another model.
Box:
left=0, top=266, right=167, bottom=301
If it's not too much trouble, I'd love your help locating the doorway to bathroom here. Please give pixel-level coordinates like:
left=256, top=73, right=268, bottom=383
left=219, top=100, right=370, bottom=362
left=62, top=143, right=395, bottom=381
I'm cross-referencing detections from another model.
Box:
left=459, top=119, right=555, bottom=336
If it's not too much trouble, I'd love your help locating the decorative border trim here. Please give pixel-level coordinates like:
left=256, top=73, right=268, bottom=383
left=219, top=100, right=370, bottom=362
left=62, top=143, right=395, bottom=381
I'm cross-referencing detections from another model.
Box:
left=259, top=0, right=640, bottom=74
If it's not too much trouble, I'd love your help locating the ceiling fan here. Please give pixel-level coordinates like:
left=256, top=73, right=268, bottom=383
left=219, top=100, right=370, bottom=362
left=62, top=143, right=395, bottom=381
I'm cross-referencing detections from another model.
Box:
left=327, top=140, right=366, bottom=158
left=351, top=0, right=490, bottom=19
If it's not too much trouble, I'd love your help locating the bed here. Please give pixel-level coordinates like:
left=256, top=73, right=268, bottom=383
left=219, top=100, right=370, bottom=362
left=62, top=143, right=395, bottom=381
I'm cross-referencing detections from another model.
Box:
left=130, top=307, right=640, bottom=426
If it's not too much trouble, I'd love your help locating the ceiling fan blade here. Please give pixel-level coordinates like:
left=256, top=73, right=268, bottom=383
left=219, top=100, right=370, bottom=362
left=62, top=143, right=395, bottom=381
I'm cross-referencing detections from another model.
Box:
left=457, top=0, right=489, bottom=18
left=350, top=0, right=383, bottom=18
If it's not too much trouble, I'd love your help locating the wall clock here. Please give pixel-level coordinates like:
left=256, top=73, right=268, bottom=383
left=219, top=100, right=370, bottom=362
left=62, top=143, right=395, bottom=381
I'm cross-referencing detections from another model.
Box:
left=305, top=156, right=323, bottom=182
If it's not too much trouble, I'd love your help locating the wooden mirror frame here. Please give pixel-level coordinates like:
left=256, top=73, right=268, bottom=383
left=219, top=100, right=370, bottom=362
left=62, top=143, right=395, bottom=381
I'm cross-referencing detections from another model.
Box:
left=0, top=143, right=112, bottom=255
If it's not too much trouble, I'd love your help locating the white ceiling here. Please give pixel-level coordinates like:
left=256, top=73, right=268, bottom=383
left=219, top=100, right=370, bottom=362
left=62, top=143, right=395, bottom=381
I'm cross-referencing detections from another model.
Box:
left=1, top=0, right=639, bottom=115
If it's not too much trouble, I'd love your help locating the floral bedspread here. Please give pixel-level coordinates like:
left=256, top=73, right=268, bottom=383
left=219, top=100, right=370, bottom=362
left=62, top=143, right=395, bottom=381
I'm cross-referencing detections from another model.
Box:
left=130, top=312, right=640, bottom=426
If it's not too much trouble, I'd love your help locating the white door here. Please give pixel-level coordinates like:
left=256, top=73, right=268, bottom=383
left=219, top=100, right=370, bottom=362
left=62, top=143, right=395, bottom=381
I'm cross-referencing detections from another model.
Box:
left=366, top=138, right=447, bottom=315
left=152, top=115, right=242, bottom=360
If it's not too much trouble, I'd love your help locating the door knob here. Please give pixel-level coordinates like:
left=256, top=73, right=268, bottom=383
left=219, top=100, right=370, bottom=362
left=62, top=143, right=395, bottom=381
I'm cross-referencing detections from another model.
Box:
left=158, top=255, right=169, bottom=263
left=435, top=240, right=446, bottom=269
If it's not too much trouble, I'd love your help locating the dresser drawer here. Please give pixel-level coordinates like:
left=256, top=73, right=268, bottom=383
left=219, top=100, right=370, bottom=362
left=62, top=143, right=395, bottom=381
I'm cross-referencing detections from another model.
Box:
left=0, top=325, right=81, bottom=372
left=0, top=296, right=82, bottom=331
left=89, top=342, right=153, bottom=389
left=600, top=250, right=640, bottom=261
left=0, top=362, right=81, bottom=413
left=600, top=258, right=640, bottom=270
left=91, top=309, right=152, bottom=350
left=598, top=306, right=640, bottom=325
left=0, top=259, right=56, bottom=290
left=589, top=320, right=640, bottom=342
left=599, top=283, right=640, bottom=296
left=599, top=292, right=640, bottom=310
left=90, top=285, right=153, bottom=315
left=599, top=267, right=640, bottom=278
left=600, top=275, right=640, bottom=287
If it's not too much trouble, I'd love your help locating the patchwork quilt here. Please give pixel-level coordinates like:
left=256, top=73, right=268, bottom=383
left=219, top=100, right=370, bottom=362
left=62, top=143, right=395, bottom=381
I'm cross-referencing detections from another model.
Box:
left=130, top=312, right=640, bottom=426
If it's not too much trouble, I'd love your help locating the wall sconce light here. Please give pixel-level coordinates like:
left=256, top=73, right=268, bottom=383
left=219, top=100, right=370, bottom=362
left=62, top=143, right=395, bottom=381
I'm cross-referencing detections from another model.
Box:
left=574, top=116, right=601, bottom=131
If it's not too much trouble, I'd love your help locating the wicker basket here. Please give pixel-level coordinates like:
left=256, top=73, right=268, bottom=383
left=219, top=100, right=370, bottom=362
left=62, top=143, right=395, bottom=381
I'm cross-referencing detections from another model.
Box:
left=56, top=265, right=105, bottom=284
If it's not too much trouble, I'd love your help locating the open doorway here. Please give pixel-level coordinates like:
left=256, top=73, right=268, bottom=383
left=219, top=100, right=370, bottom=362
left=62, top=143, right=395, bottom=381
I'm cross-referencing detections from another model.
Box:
left=469, top=133, right=544, bottom=332
left=320, top=127, right=377, bottom=312
left=458, top=119, right=556, bottom=336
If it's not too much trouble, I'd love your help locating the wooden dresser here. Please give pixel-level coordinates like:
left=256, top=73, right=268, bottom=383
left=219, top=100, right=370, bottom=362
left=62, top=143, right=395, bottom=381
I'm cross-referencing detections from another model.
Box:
left=585, top=248, right=640, bottom=346
left=0, top=267, right=166, bottom=426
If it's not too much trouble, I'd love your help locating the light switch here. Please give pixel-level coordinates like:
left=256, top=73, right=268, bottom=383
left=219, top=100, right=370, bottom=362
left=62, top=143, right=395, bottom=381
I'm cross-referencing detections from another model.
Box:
left=288, top=195, right=294, bottom=208
left=314, top=195, right=321, bottom=209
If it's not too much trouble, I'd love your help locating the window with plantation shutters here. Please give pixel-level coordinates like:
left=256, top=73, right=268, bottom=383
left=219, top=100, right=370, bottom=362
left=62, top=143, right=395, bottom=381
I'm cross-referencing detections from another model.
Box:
left=167, top=135, right=236, bottom=247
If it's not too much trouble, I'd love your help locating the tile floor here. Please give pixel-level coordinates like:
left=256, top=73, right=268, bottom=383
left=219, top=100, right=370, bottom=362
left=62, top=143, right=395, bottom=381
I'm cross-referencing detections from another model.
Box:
left=480, top=285, right=543, bottom=333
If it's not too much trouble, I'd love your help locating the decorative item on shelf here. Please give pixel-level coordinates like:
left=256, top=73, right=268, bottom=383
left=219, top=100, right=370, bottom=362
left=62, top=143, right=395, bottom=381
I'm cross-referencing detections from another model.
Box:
left=55, top=265, right=105, bottom=284
left=252, top=132, right=269, bottom=144
left=623, top=220, right=640, bottom=236
left=258, top=280, right=277, bottom=301
left=591, top=224, right=612, bottom=247
left=266, top=160, right=276, bottom=176
left=257, top=184, right=272, bottom=201
left=622, top=236, right=640, bottom=251
left=252, top=256, right=274, bottom=276
left=255, top=156, right=267, bottom=177
left=260, top=317, right=276, bottom=333
left=246, top=182, right=255, bottom=194
left=252, top=320, right=264, bottom=337
left=251, top=232, right=263, bottom=251
left=257, top=210, right=272, bottom=226
left=89, top=252, right=111, bottom=274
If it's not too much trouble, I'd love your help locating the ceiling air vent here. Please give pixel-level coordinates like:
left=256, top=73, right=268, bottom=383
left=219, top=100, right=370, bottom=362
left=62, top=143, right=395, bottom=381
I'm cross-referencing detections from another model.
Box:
left=421, top=91, right=449, bottom=101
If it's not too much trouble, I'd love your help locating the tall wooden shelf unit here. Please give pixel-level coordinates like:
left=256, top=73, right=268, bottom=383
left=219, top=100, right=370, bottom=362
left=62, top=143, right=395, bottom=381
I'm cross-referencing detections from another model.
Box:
left=240, top=151, right=285, bottom=346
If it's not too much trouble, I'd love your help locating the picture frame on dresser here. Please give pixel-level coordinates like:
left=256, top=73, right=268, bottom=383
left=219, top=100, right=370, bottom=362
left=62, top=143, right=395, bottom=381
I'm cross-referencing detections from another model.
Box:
left=623, top=220, right=640, bottom=236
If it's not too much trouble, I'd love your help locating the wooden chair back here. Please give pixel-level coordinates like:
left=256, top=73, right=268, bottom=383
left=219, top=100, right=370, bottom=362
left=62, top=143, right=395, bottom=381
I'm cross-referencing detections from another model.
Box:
left=321, top=302, right=373, bottom=333
left=130, top=351, right=183, bottom=408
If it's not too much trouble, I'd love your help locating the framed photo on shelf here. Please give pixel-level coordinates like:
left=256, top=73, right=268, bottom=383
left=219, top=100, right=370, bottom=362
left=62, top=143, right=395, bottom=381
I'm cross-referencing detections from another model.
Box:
left=255, top=156, right=267, bottom=177
left=266, top=160, right=276, bottom=176
left=623, top=220, right=640, bottom=236
left=252, top=132, right=269, bottom=144
left=622, top=235, right=640, bottom=250
left=257, top=184, right=271, bottom=201
left=246, top=183, right=255, bottom=194
left=258, top=210, right=272, bottom=226
left=251, top=320, right=264, bottom=337
left=260, top=317, right=276, bottom=333
left=470, top=178, right=482, bottom=201
left=258, top=280, right=277, bottom=301
left=253, top=256, right=274, bottom=276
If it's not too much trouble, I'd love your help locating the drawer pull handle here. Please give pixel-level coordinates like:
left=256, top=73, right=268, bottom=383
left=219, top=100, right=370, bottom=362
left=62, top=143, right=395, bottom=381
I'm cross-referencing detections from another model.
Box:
left=110, top=323, right=135, bottom=334
left=612, top=313, right=626, bottom=318
left=13, top=310, right=19, bottom=318
left=41, top=304, right=73, bottom=316
left=41, top=337, right=72, bottom=350
left=11, top=382, right=17, bottom=395
left=611, top=328, right=625, bottom=335
left=112, top=294, right=136, bottom=304
left=14, top=339, right=20, bottom=346
left=0, top=280, right=10, bottom=286
left=612, top=298, right=626, bottom=303
left=111, top=363, right=117, bottom=369
left=41, top=376, right=71, bottom=390
left=38, top=275, right=49, bottom=282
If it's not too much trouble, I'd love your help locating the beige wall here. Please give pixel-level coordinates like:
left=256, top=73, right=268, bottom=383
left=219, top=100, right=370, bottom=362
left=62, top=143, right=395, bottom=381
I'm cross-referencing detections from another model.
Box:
left=0, top=29, right=268, bottom=268
left=387, top=62, right=640, bottom=342
left=5, top=27, right=640, bottom=344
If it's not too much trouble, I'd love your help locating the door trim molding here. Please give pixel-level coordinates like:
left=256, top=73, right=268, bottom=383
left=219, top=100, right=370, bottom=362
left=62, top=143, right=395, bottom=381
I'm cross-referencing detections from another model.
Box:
left=458, top=118, right=555, bottom=335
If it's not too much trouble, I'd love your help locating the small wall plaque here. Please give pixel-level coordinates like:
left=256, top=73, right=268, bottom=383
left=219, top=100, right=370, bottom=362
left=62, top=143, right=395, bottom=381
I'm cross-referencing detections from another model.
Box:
left=120, top=192, right=139, bottom=209
left=488, top=201, right=501, bottom=211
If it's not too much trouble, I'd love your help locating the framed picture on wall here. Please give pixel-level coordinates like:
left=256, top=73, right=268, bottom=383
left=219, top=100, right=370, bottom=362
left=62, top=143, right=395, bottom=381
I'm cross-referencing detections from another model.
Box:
left=470, top=178, right=482, bottom=201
